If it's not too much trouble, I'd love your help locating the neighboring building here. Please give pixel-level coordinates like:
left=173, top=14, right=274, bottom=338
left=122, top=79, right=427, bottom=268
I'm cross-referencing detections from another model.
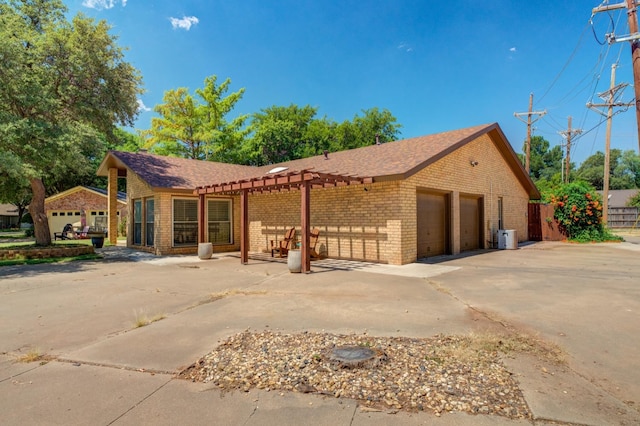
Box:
left=598, top=189, right=640, bottom=228
left=97, top=123, right=540, bottom=264
left=45, top=186, right=127, bottom=238
left=0, top=204, right=19, bottom=229
left=597, top=189, right=639, bottom=208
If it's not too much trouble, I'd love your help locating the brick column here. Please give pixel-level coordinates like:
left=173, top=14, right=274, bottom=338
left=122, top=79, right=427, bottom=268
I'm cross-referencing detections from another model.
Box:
left=451, top=191, right=460, bottom=255
left=108, top=167, right=118, bottom=245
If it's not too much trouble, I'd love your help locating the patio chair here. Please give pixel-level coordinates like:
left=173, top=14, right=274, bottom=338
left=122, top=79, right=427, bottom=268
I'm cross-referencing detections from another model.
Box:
left=310, top=228, right=322, bottom=259
left=54, top=224, right=74, bottom=241
left=271, top=227, right=296, bottom=258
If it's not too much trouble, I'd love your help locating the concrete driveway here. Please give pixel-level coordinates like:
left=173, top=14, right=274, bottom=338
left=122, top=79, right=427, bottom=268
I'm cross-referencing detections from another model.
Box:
left=0, top=240, right=639, bottom=425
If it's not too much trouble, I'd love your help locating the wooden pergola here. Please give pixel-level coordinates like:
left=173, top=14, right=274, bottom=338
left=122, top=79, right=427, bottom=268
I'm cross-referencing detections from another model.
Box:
left=194, top=169, right=372, bottom=273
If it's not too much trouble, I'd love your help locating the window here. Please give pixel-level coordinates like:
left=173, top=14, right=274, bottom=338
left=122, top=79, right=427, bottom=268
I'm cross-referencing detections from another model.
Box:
left=173, top=198, right=197, bottom=246
left=498, top=197, right=504, bottom=230
left=208, top=199, right=232, bottom=244
left=145, top=198, right=155, bottom=246
left=52, top=212, right=58, bottom=217
left=133, top=199, right=142, bottom=245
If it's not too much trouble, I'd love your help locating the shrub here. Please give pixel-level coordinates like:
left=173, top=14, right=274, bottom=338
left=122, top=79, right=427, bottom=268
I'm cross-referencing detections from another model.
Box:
left=549, top=181, right=620, bottom=242
left=628, top=190, right=640, bottom=208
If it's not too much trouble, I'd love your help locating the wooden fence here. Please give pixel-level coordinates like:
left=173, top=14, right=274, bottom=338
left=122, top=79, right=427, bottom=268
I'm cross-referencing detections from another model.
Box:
left=528, top=203, right=567, bottom=241
left=608, top=207, right=639, bottom=228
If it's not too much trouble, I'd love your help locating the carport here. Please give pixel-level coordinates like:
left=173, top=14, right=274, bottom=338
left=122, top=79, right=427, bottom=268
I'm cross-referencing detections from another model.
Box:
left=194, top=169, right=372, bottom=273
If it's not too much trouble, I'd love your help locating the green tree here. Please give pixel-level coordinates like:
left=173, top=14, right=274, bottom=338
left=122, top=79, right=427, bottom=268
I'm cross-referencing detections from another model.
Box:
left=243, top=104, right=318, bottom=165
left=338, top=107, right=402, bottom=150
left=519, top=136, right=564, bottom=181
left=141, top=75, right=248, bottom=161
left=0, top=0, right=143, bottom=245
left=242, top=105, right=402, bottom=165
left=575, top=149, right=640, bottom=190
left=0, top=150, right=31, bottom=225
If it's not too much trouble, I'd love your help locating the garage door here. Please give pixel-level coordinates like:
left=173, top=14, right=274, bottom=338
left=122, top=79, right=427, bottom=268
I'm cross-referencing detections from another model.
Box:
left=417, top=191, right=449, bottom=258
left=460, top=195, right=482, bottom=251
left=48, top=211, right=81, bottom=238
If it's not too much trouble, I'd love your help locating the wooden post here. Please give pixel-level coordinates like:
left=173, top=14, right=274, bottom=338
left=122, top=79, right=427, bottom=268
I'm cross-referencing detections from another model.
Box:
left=603, top=64, right=616, bottom=224
left=300, top=181, right=311, bottom=273
left=240, top=189, right=249, bottom=264
left=198, top=193, right=206, bottom=243
left=107, top=167, right=118, bottom=245
left=626, top=0, right=640, bottom=152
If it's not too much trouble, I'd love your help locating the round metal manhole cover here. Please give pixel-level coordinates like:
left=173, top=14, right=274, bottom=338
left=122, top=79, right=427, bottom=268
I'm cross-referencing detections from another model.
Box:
left=328, top=345, right=387, bottom=368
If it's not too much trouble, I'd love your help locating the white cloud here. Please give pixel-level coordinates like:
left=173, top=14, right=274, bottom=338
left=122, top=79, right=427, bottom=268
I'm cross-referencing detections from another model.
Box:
left=82, top=0, right=127, bottom=10
left=397, top=42, right=413, bottom=53
left=170, top=16, right=199, bottom=31
left=137, top=99, right=151, bottom=112
left=510, top=47, right=517, bottom=52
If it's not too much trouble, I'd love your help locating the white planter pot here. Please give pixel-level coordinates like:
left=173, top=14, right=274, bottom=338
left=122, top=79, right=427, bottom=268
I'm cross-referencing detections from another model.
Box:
left=287, top=249, right=301, bottom=273
left=198, top=243, right=213, bottom=260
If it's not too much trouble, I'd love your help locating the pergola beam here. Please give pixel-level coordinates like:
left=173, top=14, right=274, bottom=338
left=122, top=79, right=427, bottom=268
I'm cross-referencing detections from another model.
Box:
left=195, top=169, right=372, bottom=272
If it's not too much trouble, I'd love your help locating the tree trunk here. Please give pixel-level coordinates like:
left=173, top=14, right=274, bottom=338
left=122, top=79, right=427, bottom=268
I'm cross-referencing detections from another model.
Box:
left=30, top=178, right=51, bottom=246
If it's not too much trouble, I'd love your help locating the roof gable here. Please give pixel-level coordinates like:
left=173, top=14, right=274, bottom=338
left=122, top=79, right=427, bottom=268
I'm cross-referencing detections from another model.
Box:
left=45, top=186, right=127, bottom=204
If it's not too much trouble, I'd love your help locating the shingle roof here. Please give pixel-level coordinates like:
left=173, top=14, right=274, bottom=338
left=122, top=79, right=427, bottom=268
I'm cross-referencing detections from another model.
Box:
left=253, top=123, right=497, bottom=179
left=97, top=151, right=257, bottom=190
left=87, top=186, right=127, bottom=202
left=597, top=189, right=640, bottom=208
left=97, top=123, right=539, bottom=198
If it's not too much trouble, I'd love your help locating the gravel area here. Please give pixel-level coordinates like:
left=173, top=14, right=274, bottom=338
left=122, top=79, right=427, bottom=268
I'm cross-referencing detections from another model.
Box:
left=179, top=331, right=532, bottom=419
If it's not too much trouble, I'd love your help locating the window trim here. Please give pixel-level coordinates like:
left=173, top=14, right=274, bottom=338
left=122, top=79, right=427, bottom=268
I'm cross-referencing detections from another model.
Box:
left=133, top=199, right=142, bottom=245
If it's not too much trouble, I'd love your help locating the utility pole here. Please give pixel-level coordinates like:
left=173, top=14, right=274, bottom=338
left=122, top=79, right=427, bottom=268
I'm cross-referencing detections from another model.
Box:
left=587, top=64, right=633, bottom=223
left=558, top=116, right=582, bottom=183
left=592, top=0, right=640, bottom=152
left=514, top=93, right=546, bottom=175
left=627, top=0, right=640, bottom=152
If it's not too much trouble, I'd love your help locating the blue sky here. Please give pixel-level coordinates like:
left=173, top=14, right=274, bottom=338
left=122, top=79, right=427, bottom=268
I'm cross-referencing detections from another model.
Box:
left=69, top=0, right=640, bottom=166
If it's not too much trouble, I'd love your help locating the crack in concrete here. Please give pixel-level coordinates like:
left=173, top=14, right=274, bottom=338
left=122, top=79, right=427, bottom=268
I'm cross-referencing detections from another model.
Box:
left=244, top=394, right=259, bottom=426
left=426, top=278, right=640, bottom=420
left=55, top=357, right=175, bottom=376
left=106, top=377, right=173, bottom=425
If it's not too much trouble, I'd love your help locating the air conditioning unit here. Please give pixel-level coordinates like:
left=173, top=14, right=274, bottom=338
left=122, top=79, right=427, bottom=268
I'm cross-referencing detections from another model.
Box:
left=497, top=229, right=518, bottom=250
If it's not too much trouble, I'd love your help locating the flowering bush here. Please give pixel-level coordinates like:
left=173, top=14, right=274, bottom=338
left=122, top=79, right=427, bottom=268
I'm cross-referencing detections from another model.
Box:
left=548, top=181, right=618, bottom=241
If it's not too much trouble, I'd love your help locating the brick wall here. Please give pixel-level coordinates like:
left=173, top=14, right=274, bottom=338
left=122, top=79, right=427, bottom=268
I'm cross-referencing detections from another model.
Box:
left=401, top=133, right=530, bottom=264
left=248, top=133, right=530, bottom=265
left=127, top=172, right=242, bottom=255
left=248, top=181, right=404, bottom=263
left=123, top=133, right=531, bottom=263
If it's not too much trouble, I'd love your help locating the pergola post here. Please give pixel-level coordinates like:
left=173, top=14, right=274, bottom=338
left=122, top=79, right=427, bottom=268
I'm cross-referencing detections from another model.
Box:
left=240, top=189, right=249, bottom=264
left=300, top=181, right=311, bottom=273
left=198, top=193, right=206, bottom=243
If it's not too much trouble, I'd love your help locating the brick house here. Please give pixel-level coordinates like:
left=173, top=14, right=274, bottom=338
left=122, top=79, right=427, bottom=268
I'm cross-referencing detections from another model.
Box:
left=0, top=204, right=19, bottom=229
left=45, top=186, right=127, bottom=238
left=97, top=123, right=540, bottom=265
